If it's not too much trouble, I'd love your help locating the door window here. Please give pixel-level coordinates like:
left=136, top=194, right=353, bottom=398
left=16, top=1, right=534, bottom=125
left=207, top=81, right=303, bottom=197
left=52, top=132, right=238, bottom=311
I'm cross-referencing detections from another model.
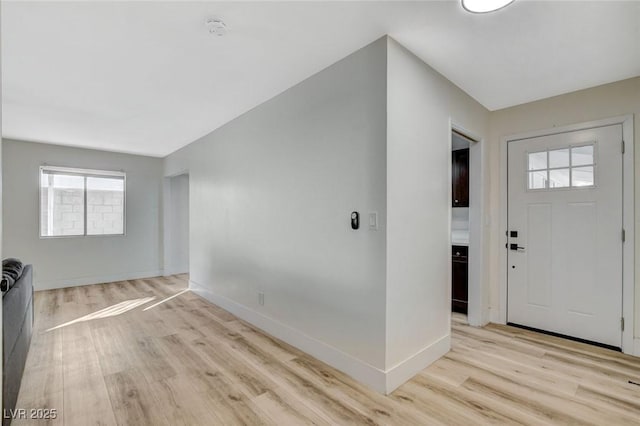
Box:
left=527, top=144, right=595, bottom=190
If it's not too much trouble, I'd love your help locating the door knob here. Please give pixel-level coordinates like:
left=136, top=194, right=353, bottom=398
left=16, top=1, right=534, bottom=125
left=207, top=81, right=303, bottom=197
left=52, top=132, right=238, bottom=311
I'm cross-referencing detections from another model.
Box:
left=510, top=243, right=525, bottom=251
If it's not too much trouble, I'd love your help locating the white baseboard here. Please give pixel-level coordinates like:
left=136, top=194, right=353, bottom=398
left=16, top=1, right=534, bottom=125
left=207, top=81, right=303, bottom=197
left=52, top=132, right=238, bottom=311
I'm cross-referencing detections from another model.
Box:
left=163, top=268, right=189, bottom=277
left=35, top=270, right=164, bottom=291
left=633, top=338, right=640, bottom=357
left=190, top=279, right=450, bottom=394
left=189, top=280, right=387, bottom=392
left=385, top=334, right=450, bottom=393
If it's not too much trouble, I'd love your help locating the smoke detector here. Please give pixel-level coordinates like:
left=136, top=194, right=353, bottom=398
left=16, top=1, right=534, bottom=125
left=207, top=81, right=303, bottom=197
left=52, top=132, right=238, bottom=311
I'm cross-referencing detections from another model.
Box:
left=206, top=17, right=227, bottom=36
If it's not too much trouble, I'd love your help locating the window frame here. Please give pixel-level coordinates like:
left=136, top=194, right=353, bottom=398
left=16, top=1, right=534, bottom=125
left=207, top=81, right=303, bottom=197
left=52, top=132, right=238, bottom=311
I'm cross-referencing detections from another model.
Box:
left=39, top=165, right=127, bottom=238
left=525, top=142, right=597, bottom=192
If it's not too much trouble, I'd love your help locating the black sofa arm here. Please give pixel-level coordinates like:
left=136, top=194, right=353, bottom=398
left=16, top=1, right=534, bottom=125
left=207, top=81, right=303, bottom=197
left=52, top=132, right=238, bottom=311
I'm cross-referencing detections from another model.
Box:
left=3, top=264, right=34, bottom=426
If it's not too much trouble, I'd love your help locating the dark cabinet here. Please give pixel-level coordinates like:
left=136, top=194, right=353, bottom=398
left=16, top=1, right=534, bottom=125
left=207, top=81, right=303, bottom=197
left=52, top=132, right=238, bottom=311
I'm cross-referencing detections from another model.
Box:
left=452, top=245, right=468, bottom=314
left=452, top=148, right=469, bottom=207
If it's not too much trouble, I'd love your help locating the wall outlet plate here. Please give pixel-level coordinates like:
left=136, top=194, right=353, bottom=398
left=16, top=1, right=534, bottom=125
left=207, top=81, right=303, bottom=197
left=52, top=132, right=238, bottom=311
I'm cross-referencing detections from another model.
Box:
left=258, top=292, right=265, bottom=306
left=368, top=212, right=378, bottom=230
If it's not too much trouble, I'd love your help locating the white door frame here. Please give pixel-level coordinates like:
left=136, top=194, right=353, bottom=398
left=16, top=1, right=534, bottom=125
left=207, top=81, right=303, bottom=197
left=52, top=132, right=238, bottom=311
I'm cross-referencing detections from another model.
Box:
left=451, top=120, right=489, bottom=327
left=498, top=115, right=635, bottom=354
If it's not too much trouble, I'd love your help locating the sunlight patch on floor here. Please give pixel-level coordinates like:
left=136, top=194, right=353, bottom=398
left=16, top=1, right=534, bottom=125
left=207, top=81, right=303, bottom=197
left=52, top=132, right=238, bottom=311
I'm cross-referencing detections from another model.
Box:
left=46, top=296, right=156, bottom=331
left=142, top=288, right=190, bottom=311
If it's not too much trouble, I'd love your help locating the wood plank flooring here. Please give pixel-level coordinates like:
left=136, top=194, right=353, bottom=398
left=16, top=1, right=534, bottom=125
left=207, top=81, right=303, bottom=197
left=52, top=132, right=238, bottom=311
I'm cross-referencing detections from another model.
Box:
left=13, top=275, right=640, bottom=425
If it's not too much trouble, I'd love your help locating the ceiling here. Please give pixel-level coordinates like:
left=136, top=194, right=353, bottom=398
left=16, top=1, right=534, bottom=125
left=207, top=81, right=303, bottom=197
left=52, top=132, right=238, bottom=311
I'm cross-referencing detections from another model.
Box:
left=2, top=1, right=639, bottom=157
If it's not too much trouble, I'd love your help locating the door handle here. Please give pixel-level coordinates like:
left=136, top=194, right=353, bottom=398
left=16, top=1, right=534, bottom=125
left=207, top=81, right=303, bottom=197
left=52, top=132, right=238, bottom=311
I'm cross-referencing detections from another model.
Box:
left=510, top=243, right=525, bottom=251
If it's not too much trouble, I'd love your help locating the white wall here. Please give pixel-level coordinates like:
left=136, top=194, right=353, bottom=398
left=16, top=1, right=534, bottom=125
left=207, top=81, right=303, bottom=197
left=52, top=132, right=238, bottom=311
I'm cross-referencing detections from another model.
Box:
left=384, top=38, right=489, bottom=390
left=2, top=139, right=164, bottom=290
left=487, top=76, right=640, bottom=349
left=165, top=38, right=389, bottom=388
left=165, top=36, right=491, bottom=393
left=0, top=10, right=3, bottom=408
left=163, top=173, right=189, bottom=275
left=452, top=208, right=469, bottom=230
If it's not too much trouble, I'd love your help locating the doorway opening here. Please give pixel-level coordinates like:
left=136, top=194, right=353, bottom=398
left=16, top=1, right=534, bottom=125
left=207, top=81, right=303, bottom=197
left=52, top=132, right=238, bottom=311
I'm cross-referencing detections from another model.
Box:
left=450, top=128, right=480, bottom=325
left=163, top=173, right=190, bottom=276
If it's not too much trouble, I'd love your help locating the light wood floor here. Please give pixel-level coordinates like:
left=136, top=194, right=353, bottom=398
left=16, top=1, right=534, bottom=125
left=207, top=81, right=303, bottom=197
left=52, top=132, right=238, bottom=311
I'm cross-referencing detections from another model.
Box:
left=14, top=275, right=640, bottom=425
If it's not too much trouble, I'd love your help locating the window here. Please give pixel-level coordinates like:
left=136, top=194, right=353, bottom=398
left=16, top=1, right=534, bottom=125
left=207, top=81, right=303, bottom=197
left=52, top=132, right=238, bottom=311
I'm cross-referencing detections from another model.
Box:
left=40, top=166, right=125, bottom=237
left=527, top=144, right=595, bottom=190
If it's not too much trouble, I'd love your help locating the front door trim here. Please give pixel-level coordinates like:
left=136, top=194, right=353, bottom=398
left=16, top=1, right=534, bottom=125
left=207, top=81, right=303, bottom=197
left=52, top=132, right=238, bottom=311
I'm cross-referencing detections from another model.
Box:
left=498, top=115, right=635, bottom=354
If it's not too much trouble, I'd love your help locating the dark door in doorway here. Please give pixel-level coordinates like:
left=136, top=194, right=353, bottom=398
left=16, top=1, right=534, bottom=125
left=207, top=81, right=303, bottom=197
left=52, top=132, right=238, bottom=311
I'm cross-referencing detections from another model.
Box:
left=452, top=148, right=469, bottom=207
left=452, top=245, right=468, bottom=314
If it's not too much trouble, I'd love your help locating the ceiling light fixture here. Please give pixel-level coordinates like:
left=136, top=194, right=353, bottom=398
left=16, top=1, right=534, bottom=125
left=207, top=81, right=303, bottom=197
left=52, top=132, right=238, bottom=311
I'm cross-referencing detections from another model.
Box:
left=206, top=17, right=227, bottom=36
left=462, top=0, right=515, bottom=13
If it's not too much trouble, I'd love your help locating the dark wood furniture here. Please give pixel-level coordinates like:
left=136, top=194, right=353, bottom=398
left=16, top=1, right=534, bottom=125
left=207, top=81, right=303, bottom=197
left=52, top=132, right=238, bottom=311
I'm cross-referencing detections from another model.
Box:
left=452, top=245, right=468, bottom=314
left=452, top=148, right=469, bottom=207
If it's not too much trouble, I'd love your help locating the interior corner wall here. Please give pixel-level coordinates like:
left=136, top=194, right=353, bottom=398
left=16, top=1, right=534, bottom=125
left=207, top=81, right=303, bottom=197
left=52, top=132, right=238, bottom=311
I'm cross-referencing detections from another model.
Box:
left=487, top=76, right=640, bottom=347
left=1, top=140, right=164, bottom=290
left=385, top=37, right=489, bottom=392
left=164, top=38, right=389, bottom=390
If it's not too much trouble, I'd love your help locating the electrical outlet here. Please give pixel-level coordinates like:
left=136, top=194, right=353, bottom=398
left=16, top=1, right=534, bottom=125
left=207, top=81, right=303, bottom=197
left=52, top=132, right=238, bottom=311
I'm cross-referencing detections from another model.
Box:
left=258, top=292, right=265, bottom=306
left=368, top=212, right=378, bottom=230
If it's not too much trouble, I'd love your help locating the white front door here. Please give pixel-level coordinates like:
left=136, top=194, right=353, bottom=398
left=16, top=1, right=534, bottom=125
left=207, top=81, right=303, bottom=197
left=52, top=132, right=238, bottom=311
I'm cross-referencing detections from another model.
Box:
left=507, top=124, right=623, bottom=348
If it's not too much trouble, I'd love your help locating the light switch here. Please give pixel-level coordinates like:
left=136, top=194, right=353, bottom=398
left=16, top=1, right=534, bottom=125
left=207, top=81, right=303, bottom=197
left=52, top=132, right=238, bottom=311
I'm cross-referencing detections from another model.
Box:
left=368, top=212, right=378, bottom=230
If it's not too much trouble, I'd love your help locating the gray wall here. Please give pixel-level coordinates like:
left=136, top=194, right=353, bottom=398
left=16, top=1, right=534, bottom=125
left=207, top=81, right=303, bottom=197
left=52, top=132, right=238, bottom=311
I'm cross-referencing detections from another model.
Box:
left=1, top=14, right=4, bottom=403
left=385, top=38, right=489, bottom=382
left=2, top=139, right=164, bottom=290
left=165, top=38, right=388, bottom=371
